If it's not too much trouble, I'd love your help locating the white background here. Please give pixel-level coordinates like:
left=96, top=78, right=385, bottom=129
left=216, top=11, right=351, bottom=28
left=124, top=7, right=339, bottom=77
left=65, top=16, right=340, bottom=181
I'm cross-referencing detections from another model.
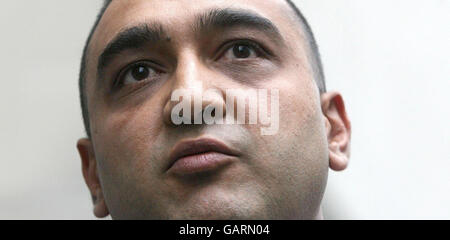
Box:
left=0, top=0, right=448, bottom=219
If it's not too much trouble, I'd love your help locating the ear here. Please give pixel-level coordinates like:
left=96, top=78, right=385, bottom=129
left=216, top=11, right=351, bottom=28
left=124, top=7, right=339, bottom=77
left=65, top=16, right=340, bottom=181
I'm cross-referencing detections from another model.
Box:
left=77, top=138, right=109, bottom=218
left=321, top=92, right=351, bottom=171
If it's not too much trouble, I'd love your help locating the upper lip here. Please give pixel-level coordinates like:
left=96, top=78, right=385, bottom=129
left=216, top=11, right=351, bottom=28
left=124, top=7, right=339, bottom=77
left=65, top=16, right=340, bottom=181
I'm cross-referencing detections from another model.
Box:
left=166, top=137, right=239, bottom=171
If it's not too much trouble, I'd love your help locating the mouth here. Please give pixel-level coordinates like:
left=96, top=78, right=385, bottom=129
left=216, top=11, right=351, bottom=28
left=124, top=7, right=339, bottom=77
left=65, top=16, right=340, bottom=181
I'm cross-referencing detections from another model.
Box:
left=166, top=138, right=240, bottom=176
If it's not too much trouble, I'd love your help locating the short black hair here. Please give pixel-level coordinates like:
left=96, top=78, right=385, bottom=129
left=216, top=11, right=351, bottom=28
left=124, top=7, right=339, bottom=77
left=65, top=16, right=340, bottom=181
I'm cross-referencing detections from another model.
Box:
left=79, top=0, right=112, bottom=138
left=79, top=0, right=326, bottom=137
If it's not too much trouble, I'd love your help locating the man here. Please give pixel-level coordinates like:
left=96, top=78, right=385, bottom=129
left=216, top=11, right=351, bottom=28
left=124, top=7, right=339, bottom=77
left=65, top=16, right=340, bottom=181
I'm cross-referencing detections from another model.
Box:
left=77, top=0, right=351, bottom=219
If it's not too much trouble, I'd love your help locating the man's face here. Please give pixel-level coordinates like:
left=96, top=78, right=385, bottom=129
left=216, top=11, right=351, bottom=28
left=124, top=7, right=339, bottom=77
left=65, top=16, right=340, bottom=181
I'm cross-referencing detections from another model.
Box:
left=79, top=0, right=345, bottom=219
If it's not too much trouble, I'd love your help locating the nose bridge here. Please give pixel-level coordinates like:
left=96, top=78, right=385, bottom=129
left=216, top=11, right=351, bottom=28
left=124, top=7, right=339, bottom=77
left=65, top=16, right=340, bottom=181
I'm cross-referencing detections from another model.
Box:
left=173, top=50, right=205, bottom=92
left=163, top=50, right=226, bottom=126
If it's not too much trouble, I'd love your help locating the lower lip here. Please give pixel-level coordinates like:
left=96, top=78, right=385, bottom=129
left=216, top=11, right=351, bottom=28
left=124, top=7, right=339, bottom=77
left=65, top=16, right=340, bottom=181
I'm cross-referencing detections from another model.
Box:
left=168, top=152, right=236, bottom=175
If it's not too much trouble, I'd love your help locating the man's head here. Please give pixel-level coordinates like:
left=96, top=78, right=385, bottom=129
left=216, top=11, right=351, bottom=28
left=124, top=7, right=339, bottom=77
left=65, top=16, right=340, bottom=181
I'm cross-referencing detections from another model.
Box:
left=77, top=0, right=351, bottom=219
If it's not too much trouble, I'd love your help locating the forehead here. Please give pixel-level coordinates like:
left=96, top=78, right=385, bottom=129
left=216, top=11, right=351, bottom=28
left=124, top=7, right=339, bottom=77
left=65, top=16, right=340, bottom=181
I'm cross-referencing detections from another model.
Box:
left=90, top=0, right=299, bottom=55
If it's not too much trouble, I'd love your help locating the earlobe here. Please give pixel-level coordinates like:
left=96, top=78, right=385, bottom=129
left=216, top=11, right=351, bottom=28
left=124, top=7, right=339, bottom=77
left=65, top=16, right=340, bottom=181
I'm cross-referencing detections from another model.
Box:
left=321, top=92, right=351, bottom=171
left=77, top=138, right=110, bottom=218
left=328, top=142, right=349, bottom=171
left=93, top=188, right=109, bottom=218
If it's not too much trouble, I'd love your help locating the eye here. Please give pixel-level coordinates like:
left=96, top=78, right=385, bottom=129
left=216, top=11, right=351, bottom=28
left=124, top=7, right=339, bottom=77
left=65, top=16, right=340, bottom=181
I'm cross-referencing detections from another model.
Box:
left=223, top=43, right=259, bottom=60
left=120, top=63, right=161, bottom=85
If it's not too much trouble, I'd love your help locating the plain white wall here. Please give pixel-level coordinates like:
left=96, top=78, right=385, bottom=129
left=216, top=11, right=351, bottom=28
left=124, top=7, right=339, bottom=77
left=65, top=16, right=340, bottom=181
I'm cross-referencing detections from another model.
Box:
left=0, top=0, right=448, bottom=219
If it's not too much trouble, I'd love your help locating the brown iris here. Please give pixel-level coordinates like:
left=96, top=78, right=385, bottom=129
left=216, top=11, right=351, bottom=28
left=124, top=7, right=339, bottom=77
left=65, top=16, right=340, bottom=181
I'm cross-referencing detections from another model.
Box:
left=131, top=65, right=150, bottom=81
left=233, top=44, right=252, bottom=58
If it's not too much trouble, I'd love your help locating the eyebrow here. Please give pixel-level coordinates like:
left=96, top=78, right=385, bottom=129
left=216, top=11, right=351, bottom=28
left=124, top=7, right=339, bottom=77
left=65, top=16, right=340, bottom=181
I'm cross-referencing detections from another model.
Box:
left=96, top=8, right=284, bottom=83
left=196, top=8, right=283, bottom=38
left=97, top=23, right=166, bottom=78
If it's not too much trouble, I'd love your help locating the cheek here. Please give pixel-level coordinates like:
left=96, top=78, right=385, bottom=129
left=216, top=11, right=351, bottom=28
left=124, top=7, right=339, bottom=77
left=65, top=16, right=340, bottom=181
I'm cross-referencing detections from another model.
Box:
left=249, top=73, right=329, bottom=214
left=91, top=100, right=169, bottom=218
left=266, top=66, right=322, bottom=133
left=276, top=71, right=328, bottom=167
left=92, top=99, right=166, bottom=177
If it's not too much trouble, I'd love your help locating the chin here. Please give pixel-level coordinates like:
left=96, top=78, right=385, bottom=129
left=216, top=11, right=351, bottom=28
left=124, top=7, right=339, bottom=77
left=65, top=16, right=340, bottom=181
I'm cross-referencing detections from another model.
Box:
left=166, top=190, right=269, bottom=220
left=168, top=207, right=266, bottom=220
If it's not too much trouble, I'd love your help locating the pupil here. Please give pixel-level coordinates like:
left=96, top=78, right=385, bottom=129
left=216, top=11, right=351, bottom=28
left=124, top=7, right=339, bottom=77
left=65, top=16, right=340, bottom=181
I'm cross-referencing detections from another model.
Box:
left=131, top=66, right=149, bottom=81
left=233, top=45, right=251, bottom=58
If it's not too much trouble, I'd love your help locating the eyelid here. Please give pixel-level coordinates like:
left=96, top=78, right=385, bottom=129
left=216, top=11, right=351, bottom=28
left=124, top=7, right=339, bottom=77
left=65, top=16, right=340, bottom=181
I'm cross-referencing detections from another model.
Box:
left=215, top=39, right=272, bottom=61
left=113, top=60, right=165, bottom=88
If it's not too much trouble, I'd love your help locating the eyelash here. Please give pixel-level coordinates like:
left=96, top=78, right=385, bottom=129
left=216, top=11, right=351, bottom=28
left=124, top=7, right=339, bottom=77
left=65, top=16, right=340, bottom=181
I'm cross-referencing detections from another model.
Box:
left=217, top=39, right=271, bottom=60
left=113, top=61, right=163, bottom=88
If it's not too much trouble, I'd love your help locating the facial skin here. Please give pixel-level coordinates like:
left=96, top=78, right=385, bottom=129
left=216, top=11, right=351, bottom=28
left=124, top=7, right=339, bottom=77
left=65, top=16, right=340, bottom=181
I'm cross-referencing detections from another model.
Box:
left=77, top=0, right=351, bottom=219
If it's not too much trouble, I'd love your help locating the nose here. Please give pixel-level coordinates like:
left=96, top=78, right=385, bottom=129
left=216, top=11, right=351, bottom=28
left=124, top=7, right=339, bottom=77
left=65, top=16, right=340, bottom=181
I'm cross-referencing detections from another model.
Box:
left=163, top=53, right=226, bottom=126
